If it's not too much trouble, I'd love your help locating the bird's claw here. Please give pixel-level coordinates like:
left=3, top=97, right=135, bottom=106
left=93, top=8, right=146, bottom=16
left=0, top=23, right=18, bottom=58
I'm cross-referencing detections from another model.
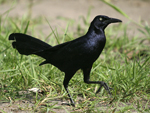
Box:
left=96, top=81, right=113, bottom=95
left=71, top=103, right=75, bottom=107
left=61, top=102, right=75, bottom=107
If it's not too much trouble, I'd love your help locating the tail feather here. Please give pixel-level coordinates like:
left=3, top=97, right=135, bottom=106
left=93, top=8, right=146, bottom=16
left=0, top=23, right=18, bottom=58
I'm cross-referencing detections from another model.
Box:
left=9, top=33, right=52, bottom=58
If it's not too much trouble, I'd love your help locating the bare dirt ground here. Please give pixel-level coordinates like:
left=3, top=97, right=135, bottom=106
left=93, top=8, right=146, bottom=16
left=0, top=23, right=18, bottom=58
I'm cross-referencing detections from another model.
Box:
left=0, top=0, right=150, bottom=112
left=1, top=0, right=150, bottom=37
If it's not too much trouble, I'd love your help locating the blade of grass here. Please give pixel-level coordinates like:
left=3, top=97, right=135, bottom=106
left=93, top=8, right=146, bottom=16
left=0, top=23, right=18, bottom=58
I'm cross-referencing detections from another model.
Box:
left=24, top=21, right=30, bottom=34
left=45, top=18, right=60, bottom=44
left=101, top=0, right=130, bottom=19
left=101, top=0, right=143, bottom=27
left=62, top=23, right=69, bottom=43
left=9, top=19, right=20, bottom=32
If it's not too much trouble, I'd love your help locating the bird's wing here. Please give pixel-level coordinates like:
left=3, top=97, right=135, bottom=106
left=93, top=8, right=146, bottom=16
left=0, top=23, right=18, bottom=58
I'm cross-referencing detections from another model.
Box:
left=38, top=36, right=90, bottom=67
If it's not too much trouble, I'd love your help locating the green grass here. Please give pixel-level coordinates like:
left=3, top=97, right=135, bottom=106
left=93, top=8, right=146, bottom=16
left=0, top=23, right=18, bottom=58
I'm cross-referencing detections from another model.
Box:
left=0, top=3, right=150, bottom=113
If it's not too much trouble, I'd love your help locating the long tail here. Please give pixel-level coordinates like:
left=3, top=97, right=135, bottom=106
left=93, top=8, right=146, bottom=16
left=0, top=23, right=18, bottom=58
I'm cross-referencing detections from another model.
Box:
left=9, top=33, right=52, bottom=59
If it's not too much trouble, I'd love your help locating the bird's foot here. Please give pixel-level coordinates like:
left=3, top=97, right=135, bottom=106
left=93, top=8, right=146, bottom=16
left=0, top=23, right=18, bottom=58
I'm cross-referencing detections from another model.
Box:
left=96, top=81, right=113, bottom=95
left=61, top=102, right=75, bottom=107
left=71, top=103, right=75, bottom=107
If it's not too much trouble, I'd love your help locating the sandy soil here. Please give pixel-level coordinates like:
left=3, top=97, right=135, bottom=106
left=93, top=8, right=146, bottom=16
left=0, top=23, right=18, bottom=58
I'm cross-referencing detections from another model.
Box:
left=1, top=0, right=150, bottom=37
left=0, top=0, right=150, bottom=112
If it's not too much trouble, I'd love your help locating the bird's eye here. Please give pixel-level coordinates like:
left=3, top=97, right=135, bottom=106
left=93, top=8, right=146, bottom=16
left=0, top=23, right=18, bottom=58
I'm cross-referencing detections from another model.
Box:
left=99, top=17, right=103, bottom=21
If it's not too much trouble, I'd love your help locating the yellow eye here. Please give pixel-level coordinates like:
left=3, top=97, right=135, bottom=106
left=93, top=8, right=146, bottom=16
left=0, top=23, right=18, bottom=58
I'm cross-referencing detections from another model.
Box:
left=99, top=17, right=103, bottom=21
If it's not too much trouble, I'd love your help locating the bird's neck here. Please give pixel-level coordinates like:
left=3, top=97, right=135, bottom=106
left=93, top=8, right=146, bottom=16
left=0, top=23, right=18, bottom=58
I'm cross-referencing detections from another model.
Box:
left=86, top=26, right=105, bottom=38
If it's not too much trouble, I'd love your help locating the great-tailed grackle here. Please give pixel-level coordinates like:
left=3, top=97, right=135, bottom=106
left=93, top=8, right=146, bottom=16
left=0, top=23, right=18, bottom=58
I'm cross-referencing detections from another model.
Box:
left=9, top=15, right=122, bottom=106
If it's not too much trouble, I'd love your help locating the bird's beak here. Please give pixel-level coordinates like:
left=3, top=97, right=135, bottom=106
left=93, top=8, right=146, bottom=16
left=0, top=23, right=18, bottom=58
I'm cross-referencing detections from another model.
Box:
left=105, top=17, right=122, bottom=24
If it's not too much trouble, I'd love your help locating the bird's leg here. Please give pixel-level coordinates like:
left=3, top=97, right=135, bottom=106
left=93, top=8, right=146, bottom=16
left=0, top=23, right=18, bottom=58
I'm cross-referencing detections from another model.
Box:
left=83, top=66, right=112, bottom=95
left=63, top=72, right=75, bottom=107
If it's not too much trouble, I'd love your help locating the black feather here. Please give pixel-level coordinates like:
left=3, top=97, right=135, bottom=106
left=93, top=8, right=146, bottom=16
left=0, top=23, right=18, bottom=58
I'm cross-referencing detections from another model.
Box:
left=9, top=33, right=52, bottom=57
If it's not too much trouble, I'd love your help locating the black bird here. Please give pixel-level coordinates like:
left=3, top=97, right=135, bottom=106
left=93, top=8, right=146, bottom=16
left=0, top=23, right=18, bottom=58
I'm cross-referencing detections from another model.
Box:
left=9, top=15, right=122, bottom=106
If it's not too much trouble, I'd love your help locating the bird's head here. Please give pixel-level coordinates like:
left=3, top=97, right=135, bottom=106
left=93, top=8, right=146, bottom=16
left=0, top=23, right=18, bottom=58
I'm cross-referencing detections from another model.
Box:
left=91, top=15, right=122, bottom=31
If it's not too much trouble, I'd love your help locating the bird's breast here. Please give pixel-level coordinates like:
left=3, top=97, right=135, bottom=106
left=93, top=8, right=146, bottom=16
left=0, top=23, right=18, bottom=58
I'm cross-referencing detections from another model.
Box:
left=86, top=35, right=106, bottom=53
